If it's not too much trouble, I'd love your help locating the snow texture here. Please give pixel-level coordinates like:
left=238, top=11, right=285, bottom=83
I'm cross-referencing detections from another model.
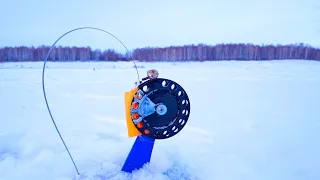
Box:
left=0, top=60, right=320, bottom=180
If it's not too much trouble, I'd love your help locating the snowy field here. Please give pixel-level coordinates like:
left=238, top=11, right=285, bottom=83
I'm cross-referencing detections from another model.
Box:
left=1, top=60, right=320, bottom=180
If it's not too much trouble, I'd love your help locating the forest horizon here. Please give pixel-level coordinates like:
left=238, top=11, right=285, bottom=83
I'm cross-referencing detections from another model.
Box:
left=0, top=43, right=319, bottom=62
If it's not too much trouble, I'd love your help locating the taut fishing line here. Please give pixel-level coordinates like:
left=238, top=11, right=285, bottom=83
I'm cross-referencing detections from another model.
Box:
left=41, top=27, right=141, bottom=175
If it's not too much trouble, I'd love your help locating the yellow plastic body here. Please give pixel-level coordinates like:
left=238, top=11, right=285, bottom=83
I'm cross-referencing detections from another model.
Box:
left=125, top=88, right=142, bottom=137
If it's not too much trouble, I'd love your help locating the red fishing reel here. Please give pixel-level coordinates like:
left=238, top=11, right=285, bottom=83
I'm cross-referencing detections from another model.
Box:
left=129, top=69, right=190, bottom=139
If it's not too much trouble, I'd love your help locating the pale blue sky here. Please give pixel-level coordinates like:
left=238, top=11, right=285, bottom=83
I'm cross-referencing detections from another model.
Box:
left=1, top=0, right=319, bottom=52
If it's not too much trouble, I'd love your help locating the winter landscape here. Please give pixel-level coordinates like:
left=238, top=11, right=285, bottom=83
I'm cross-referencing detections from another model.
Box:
left=1, top=0, right=320, bottom=179
left=1, top=60, right=320, bottom=180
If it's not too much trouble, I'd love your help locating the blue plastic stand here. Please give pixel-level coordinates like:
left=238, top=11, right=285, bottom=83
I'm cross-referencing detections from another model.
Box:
left=121, top=135, right=155, bottom=173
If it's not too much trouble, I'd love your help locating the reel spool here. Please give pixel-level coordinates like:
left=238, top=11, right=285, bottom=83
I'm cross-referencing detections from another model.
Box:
left=127, top=69, right=190, bottom=139
left=122, top=69, right=191, bottom=172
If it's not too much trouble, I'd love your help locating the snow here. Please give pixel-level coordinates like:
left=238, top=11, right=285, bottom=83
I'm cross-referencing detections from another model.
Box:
left=1, top=60, right=320, bottom=180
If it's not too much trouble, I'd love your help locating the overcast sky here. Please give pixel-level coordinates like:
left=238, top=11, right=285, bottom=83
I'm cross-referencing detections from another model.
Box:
left=1, top=0, right=319, bottom=52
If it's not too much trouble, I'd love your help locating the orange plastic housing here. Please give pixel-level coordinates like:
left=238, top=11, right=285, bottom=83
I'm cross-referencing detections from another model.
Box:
left=124, top=88, right=142, bottom=137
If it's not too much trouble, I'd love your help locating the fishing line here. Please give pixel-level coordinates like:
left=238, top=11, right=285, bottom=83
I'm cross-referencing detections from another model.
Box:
left=41, top=27, right=141, bottom=175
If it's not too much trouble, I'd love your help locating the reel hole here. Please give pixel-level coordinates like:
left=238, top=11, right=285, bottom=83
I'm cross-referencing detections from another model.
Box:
left=178, top=91, right=184, bottom=97
left=182, top=100, right=186, bottom=105
left=163, top=130, right=167, bottom=135
left=171, top=84, right=177, bottom=90
left=182, top=110, right=186, bottom=114
left=186, top=100, right=189, bottom=105
left=143, top=85, right=149, bottom=92
left=162, top=80, right=168, bottom=87
left=186, top=110, right=189, bottom=115
left=179, top=119, right=183, bottom=123
left=181, top=120, right=185, bottom=125
left=172, top=126, right=176, bottom=131
left=174, top=128, right=179, bottom=133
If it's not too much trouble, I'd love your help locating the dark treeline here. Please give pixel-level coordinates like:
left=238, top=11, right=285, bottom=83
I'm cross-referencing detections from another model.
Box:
left=0, top=46, right=128, bottom=62
left=0, top=43, right=319, bottom=62
left=133, top=43, right=320, bottom=61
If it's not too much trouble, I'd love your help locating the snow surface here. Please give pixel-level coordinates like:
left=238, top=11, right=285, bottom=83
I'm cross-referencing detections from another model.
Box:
left=0, top=60, right=320, bottom=180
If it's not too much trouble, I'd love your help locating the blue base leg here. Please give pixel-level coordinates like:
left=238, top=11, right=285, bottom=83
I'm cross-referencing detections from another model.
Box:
left=121, top=135, right=155, bottom=173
